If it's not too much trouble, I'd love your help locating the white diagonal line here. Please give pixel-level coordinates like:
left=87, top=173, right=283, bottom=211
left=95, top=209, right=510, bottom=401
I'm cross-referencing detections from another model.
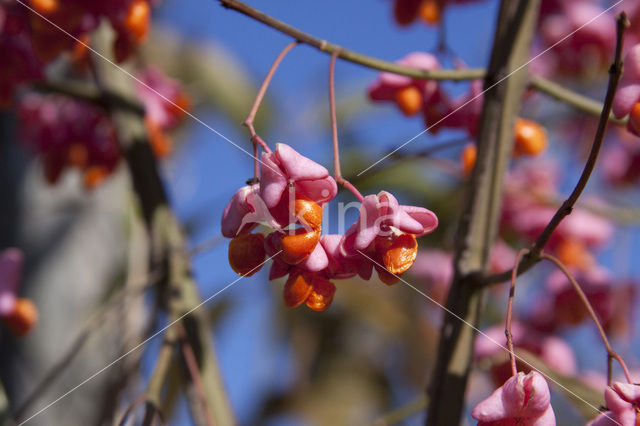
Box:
left=13, top=0, right=285, bottom=178
left=17, top=251, right=281, bottom=425
left=357, top=0, right=625, bottom=176
left=357, top=250, right=620, bottom=425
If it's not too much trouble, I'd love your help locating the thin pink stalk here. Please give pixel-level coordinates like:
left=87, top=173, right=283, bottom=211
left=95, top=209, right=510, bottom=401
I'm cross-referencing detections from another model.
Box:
left=541, top=253, right=632, bottom=386
left=328, top=50, right=364, bottom=202
left=243, top=41, right=299, bottom=154
left=505, top=248, right=528, bottom=377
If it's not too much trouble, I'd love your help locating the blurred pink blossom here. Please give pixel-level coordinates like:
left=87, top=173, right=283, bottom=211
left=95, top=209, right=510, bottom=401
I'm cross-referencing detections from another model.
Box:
left=538, top=0, right=615, bottom=77
left=613, top=45, right=640, bottom=136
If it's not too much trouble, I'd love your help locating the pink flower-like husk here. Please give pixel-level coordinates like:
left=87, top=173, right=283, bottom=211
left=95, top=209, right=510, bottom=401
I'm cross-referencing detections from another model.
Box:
left=587, top=382, right=640, bottom=426
left=472, top=371, right=556, bottom=426
left=0, top=248, right=23, bottom=317
left=260, top=143, right=337, bottom=209
left=221, top=184, right=260, bottom=238
left=342, top=191, right=438, bottom=254
left=320, top=234, right=361, bottom=280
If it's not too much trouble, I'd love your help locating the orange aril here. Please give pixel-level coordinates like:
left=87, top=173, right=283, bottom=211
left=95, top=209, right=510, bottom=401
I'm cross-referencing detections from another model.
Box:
left=382, top=233, right=418, bottom=275
left=461, top=143, right=477, bottom=176
left=305, top=278, right=336, bottom=311
left=145, top=118, right=173, bottom=158
left=395, top=86, right=423, bottom=116
left=29, top=0, right=58, bottom=14
left=283, top=274, right=313, bottom=308
left=125, top=0, right=150, bottom=42
left=376, top=266, right=400, bottom=286
left=3, top=298, right=38, bottom=337
left=278, top=229, right=320, bottom=265
left=71, top=34, right=90, bottom=68
left=629, top=102, right=640, bottom=136
left=556, top=239, right=593, bottom=269
left=419, top=0, right=441, bottom=25
left=228, top=233, right=266, bottom=277
left=83, top=165, right=109, bottom=189
left=294, top=197, right=322, bottom=231
left=514, top=118, right=547, bottom=157
left=67, top=143, right=88, bottom=168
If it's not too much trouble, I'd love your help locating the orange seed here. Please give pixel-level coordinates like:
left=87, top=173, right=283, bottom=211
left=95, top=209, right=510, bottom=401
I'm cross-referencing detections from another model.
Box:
left=83, top=165, right=109, bottom=189
left=125, top=0, right=150, bottom=42
left=283, top=274, right=313, bottom=308
left=382, top=233, right=418, bottom=275
left=395, top=86, right=423, bottom=116
left=29, top=0, right=58, bottom=14
left=3, top=298, right=38, bottom=337
left=278, top=229, right=320, bottom=265
left=461, top=143, right=477, bottom=176
left=294, top=197, right=322, bottom=231
left=305, top=279, right=336, bottom=311
left=228, top=233, right=266, bottom=277
left=514, top=118, right=547, bottom=157
left=629, top=102, right=640, bottom=136
left=419, top=0, right=441, bottom=25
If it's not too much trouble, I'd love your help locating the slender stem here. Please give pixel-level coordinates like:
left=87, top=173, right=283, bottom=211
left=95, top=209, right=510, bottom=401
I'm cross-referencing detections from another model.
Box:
left=505, top=249, right=529, bottom=377
left=243, top=41, right=298, bottom=155
left=530, top=75, right=626, bottom=125
left=479, top=12, right=629, bottom=288
left=219, top=0, right=483, bottom=81
left=329, top=50, right=341, bottom=180
left=541, top=253, right=632, bottom=385
left=328, top=50, right=364, bottom=202
left=177, top=323, right=216, bottom=426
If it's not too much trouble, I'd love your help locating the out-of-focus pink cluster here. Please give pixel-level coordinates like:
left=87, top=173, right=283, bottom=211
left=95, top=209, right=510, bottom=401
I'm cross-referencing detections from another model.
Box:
left=368, top=52, right=483, bottom=136
left=613, top=45, right=640, bottom=136
left=0, top=0, right=154, bottom=106
left=536, top=0, right=615, bottom=78
left=221, top=143, right=438, bottom=311
left=501, top=159, right=612, bottom=267
left=17, top=66, right=188, bottom=187
left=135, top=66, right=191, bottom=158
left=18, top=92, right=121, bottom=188
left=528, top=265, right=635, bottom=336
